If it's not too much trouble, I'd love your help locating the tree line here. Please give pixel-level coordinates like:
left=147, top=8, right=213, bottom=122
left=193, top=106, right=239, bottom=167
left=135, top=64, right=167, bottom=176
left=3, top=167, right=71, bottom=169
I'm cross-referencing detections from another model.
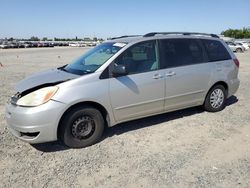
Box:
left=221, top=27, right=250, bottom=39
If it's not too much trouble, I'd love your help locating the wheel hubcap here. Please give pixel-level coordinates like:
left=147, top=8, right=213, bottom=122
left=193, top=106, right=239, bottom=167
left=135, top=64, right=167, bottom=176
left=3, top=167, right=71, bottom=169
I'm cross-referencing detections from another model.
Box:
left=210, top=89, right=224, bottom=109
left=72, top=116, right=95, bottom=139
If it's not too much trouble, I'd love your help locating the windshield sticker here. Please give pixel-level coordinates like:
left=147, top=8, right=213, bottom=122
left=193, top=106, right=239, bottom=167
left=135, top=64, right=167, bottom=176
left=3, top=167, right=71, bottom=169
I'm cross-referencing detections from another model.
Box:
left=113, top=43, right=126, bottom=48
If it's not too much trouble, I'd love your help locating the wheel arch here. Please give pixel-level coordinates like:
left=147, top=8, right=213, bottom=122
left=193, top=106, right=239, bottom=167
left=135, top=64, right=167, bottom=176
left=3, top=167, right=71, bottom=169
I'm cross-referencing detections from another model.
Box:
left=205, top=81, right=229, bottom=103
left=236, top=47, right=243, bottom=52
left=57, top=101, right=110, bottom=139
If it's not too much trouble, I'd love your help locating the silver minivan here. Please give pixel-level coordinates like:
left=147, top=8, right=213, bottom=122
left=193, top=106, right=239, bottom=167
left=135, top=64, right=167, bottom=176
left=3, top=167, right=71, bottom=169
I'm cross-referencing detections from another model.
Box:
left=5, top=32, right=240, bottom=148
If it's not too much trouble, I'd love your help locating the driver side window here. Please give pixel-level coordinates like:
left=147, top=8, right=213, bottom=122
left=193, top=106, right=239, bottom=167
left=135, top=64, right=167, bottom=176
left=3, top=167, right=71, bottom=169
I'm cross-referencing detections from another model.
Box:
left=114, top=40, right=158, bottom=75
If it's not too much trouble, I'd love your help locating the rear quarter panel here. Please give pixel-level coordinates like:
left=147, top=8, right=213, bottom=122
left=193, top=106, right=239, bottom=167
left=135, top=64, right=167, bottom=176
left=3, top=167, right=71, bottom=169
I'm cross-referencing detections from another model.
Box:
left=206, top=40, right=239, bottom=98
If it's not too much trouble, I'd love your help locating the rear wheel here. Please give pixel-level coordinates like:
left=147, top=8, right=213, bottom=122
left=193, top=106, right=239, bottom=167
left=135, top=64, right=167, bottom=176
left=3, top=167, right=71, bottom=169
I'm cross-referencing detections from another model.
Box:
left=204, top=85, right=226, bottom=112
left=59, top=106, right=104, bottom=148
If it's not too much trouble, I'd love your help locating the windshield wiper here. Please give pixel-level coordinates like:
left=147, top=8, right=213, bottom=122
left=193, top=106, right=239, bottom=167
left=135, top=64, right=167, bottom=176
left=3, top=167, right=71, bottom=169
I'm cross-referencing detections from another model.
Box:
left=57, top=64, right=68, bottom=72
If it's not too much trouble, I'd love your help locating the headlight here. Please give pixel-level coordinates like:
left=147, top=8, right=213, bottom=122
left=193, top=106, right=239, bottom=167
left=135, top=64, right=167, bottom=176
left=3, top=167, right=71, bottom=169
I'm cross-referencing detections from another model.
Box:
left=17, top=86, right=59, bottom=107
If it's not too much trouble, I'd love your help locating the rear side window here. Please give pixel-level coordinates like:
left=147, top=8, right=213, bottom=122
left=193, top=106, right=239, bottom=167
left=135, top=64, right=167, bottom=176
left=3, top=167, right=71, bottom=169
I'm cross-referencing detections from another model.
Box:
left=202, top=39, right=231, bottom=62
left=159, top=39, right=205, bottom=68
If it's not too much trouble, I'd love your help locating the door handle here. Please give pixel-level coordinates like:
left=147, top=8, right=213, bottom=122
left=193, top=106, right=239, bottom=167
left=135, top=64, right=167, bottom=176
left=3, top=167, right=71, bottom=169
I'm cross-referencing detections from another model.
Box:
left=166, top=71, right=176, bottom=77
left=153, top=74, right=163, bottom=79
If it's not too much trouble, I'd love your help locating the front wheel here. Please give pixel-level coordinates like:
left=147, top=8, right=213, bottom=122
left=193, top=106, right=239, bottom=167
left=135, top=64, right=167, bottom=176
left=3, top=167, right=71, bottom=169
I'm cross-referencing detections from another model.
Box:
left=203, top=85, right=227, bottom=112
left=59, top=106, right=104, bottom=148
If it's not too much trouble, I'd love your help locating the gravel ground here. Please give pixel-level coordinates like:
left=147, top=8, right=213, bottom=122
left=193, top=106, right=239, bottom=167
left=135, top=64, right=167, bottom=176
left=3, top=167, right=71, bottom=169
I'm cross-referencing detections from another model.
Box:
left=0, top=47, right=250, bottom=188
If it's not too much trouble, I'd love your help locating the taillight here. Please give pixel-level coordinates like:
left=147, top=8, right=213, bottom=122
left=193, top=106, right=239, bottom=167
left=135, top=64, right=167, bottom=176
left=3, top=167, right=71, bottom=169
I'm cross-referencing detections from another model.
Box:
left=233, top=58, right=240, bottom=68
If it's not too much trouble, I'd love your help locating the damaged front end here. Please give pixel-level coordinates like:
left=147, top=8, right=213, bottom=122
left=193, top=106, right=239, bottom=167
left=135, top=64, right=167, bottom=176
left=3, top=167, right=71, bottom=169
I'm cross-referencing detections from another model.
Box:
left=10, top=82, right=62, bottom=107
left=11, top=67, right=80, bottom=106
left=4, top=67, right=81, bottom=143
left=15, top=67, right=79, bottom=93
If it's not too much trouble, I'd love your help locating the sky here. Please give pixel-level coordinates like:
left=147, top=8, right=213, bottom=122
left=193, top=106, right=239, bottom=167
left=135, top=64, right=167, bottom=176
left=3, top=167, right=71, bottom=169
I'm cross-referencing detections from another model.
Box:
left=0, top=0, right=249, bottom=39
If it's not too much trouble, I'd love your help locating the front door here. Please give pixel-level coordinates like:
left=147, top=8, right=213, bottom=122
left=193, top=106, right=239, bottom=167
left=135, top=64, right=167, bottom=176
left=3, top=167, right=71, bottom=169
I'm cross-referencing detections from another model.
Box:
left=109, top=40, right=165, bottom=122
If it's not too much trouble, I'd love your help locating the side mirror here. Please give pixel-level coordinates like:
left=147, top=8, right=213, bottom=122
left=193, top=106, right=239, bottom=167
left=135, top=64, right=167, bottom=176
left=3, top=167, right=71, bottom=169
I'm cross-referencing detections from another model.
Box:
left=112, top=64, right=128, bottom=77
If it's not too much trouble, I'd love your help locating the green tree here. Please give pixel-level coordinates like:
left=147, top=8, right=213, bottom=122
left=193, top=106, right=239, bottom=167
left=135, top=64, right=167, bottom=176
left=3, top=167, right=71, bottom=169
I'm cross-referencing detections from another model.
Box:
left=8, top=37, right=14, bottom=41
left=221, top=27, right=250, bottom=39
left=30, top=36, right=40, bottom=41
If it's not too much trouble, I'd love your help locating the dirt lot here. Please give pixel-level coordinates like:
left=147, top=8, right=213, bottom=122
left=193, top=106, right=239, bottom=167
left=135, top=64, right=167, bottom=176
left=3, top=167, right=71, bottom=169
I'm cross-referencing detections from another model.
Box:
left=0, top=47, right=250, bottom=188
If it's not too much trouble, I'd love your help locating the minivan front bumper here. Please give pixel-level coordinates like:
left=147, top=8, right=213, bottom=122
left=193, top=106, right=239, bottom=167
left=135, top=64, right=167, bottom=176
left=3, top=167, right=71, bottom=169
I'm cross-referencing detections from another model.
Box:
left=5, top=100, right=66, bottom=144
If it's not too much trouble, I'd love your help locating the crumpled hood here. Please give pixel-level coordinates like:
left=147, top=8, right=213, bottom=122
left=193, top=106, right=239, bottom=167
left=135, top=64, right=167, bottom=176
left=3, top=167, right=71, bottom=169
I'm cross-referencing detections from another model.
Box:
left=16, top=68, right=80, bottom=93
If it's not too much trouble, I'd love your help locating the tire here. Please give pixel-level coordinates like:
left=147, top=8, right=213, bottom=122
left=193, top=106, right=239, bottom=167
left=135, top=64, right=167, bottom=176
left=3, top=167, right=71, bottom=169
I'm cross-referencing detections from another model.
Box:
left=59, top=106, right=104, bottom=148
left=236, top=48, right=243, bottom=53
left=203, top=85, right=227, bottom=112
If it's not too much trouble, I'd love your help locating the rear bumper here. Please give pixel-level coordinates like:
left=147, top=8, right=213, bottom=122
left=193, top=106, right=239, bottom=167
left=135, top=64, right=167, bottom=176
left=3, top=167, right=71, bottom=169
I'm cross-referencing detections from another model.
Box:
left=5, top=100, right=66, bottom=144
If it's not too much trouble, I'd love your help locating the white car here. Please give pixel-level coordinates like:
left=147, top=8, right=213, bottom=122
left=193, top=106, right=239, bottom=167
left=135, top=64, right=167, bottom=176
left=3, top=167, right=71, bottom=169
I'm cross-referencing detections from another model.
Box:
left=69, top=42, right=81, bottom=47
left=226, top=42, right=245, bottom=53
left=0, top=43, right=9, bottom=49
left=236, top=41, right=249, bottom=50
left=79, top=43, right=87, bottom=47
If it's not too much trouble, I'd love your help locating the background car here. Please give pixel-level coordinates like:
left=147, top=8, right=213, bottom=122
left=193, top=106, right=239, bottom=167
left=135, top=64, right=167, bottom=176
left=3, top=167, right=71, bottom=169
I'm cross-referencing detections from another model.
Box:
left=235, top=41, right=249, bottom=50
left=17, top=43, right=25, bottom=48
left=69, top=42, right=81, bottom=47
left=37, top=43, right=44, bottom=47
left=9, top=42, right=18, bottom=48
left=226, top=41, right=245, bottom=53
left=0, top=42, right=9, bottom=49
left=42, top=43, right=50, bottom=47
left=32, top=42, right=39, bottom=47
left=22, top=42, right=32, bottom=48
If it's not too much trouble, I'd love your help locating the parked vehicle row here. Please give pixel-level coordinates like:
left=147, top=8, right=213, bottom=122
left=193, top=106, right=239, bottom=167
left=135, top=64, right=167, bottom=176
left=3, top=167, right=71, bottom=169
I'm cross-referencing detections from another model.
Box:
left=0, top=41, right=99, bottom=49
left=68, top=42, right=97, bottom=47
left=226, top=41, right=250, bottom=53
left=0, top=42, right=57, bottom=49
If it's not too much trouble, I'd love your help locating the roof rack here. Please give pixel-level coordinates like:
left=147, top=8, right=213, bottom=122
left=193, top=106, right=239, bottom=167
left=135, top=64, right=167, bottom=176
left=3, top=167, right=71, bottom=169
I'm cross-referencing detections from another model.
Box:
left=143, top=32, right=219, bottom=38
left=111, top=35, right=141, bottom=40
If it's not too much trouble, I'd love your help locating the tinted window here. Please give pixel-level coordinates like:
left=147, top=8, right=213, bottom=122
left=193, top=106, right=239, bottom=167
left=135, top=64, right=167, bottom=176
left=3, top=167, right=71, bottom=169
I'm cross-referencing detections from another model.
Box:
left=160, top=39, right=205, bottom=68
left=202, top=39, right=231, bottom=62
left=115, top=41, right=158, bottom=74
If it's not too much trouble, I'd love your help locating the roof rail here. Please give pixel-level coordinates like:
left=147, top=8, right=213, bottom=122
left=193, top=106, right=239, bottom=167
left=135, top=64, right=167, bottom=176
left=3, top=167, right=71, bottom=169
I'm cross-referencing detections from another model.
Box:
left=111, top=35, right=141, bottom=40
left=143, top=32, right=219, bottom=38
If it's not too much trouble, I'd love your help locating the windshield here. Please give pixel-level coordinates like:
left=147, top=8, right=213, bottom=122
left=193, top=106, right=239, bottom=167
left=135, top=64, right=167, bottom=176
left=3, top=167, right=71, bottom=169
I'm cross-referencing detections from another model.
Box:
left=63, top=42, right=126, bottom=75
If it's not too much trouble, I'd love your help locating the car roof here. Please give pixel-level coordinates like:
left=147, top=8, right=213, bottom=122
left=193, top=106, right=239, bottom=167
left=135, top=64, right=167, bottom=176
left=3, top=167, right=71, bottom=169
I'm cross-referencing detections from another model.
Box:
left=109, top=32, right=221, bottom=44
